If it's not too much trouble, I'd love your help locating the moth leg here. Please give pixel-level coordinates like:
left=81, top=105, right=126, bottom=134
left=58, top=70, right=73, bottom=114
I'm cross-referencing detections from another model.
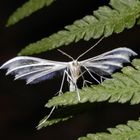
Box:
left=55, top=70, right=67, bottom=96
left=78, top=70, right=92, bottom=88
left=83, top=80, right=92, bottom=87
left=75, top=83, right=80, bottom=101
left=65, top=70, right=81, bottom=101
left=100, top=76, right=109, bottom=83
left=37, top=106, right=56, bottom=128
left=83, top=66, right=101, bottom=84
left=64, top=70, right=73, bottom=85
left=45, top=71, right=67, bottom=123
left=84, top=66, right=110, bottom=83
left=100, top=76, right=103, bottom=83
left=40, top=70, right=65, bottom=122
left=90, top=70, right=110, bottom=83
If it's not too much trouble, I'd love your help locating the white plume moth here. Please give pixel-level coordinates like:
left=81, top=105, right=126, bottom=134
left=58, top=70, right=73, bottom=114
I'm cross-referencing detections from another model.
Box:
left=0, top=38, right=137, bottom=102
left=0, top=38, right=137, bottom=124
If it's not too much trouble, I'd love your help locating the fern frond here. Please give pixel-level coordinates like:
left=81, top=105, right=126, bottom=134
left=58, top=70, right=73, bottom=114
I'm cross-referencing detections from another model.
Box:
left=7, top=0, right=55, bottom=26
left=37, top=116, right=72, bottom=130
left=19, top=0, right=140, bottom=55
left=78, top=118, right=140, bottom=140
left=46, top=59, right=140, bottom=108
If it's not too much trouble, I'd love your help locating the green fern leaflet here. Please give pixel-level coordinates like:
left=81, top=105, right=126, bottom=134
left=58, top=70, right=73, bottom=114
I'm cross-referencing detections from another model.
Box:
left=79, top=118, right=140, bottom=140
left=19, top=0, right=140, bottom=55
left=7, top=0, right=55, bottom=26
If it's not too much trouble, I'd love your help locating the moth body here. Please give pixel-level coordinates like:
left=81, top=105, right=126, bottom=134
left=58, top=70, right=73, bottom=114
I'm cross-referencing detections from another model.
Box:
left=68, top=60, right=81, bottom=92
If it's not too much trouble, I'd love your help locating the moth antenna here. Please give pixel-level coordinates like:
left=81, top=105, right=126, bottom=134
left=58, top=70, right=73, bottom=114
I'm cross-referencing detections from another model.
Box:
left=58, top=49, right=74, bottom=61
left=76, top=36, right=104, bottom=61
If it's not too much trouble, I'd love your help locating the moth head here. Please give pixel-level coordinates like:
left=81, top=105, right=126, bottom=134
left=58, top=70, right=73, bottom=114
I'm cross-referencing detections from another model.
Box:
left=71, top=60, right=79, bottom=66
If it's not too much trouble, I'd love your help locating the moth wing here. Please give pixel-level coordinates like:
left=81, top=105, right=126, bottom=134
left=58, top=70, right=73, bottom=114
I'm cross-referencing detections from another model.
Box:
left=80, top=47, right=137, bottom=75
left=1, top=56, right=68, bottom=84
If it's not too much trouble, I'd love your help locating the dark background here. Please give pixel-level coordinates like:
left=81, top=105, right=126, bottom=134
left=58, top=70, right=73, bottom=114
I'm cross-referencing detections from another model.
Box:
left=0, top=0, right=140, bottom=140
